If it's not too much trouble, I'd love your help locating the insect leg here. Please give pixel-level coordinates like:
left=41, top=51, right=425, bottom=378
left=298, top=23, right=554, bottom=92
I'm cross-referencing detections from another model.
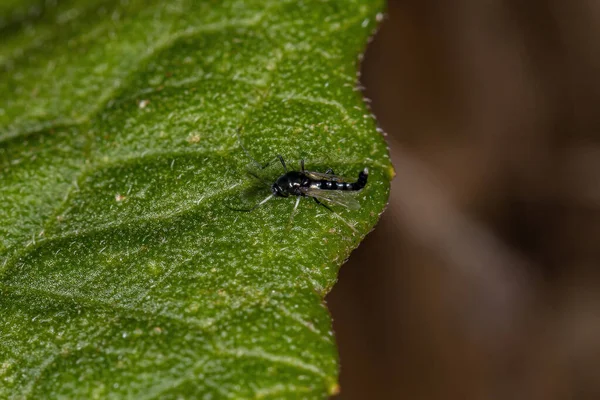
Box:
left=301, top=159, right=305, bottom=172
left=235, top=128, right=285, bottom=171
left=235, top=127, right=264, bottom=169
left=325, top=168, right=335, bottom=174
left=227, top=194, right=274, bottom=212
left=312, top=198, right=358, bottom=234
left=294, top=196, right=301, bottom=212
left=277, top=155, right=288, bottom=172
left=289, top=196, right=301, bottom=225
left=313, top=197, right=332, bottom=211
left=253, top=155, right=287, bottom=171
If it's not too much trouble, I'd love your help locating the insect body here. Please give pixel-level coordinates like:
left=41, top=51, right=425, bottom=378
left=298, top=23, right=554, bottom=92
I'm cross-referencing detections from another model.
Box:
left=232, top=154, right=368, bottom=214
left=273, top=162, right=368, bottom=197
left=272, top=157, right=368, bottom=211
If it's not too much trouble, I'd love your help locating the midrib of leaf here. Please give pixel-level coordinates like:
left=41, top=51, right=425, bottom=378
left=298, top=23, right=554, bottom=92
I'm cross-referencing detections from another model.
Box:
left=0, top=0, right=389, bottom=398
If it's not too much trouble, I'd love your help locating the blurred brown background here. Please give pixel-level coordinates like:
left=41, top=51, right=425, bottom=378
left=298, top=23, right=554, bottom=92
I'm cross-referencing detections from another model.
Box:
left=327, top=1, right=600, bottom=399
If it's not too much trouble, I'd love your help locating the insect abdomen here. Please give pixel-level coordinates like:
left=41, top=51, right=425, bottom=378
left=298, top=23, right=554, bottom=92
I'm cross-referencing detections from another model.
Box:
left=314, top=168, right=369, bottom=191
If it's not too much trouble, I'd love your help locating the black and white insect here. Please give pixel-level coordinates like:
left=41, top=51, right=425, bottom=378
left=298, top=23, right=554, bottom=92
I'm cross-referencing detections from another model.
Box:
left=231, top=154, right=368, bottom=214
left=228, top=152, right=367, bottom=237
left=229, top=129, right=369, bottom=231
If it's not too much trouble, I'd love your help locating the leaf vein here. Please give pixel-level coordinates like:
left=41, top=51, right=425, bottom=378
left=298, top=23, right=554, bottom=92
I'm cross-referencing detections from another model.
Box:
left=214, top=344, right=329, bottom=379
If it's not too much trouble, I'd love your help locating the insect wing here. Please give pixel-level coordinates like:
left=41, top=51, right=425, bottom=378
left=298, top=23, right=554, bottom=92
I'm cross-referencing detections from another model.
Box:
left=304, top=171, right=353, bottom=182
left=302, top=187, right=361, bottom=210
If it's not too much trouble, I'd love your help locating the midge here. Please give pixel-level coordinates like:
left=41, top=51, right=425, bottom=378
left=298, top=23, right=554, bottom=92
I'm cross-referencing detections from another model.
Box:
left=230, top=154, right=369, bottom=214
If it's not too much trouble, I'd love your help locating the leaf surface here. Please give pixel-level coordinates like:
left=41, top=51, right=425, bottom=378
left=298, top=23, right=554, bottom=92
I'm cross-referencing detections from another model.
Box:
left=0, top=0, right=391, bottom=398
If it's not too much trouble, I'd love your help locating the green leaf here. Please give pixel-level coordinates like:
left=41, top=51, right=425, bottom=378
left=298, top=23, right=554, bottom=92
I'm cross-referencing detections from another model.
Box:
left=0, top=0, right=392, bottom=398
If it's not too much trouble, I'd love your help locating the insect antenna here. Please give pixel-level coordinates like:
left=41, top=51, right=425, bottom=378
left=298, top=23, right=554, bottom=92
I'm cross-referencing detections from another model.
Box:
left=235, top=127, right=289, bottom=172
left=235, top=127, right=264, bottom=169
left=246, top=169, right=271, bottom=187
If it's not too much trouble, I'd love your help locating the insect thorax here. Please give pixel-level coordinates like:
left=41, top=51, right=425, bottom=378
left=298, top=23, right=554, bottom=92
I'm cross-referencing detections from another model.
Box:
left=272, top=171, right=308, bottom=197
